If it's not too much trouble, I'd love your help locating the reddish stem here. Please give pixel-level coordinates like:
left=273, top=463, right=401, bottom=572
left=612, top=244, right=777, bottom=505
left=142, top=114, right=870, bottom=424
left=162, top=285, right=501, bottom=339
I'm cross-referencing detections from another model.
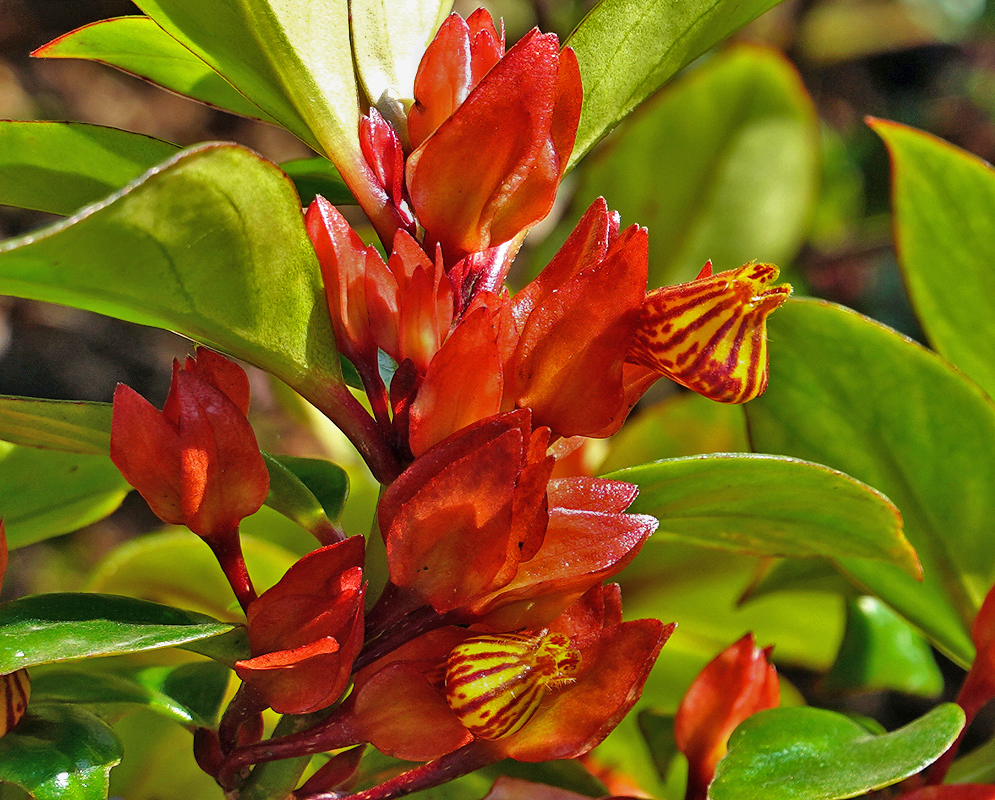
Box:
left=206, top=531, right=256, bottom=614
left=927, top=670, right=991, bottom=784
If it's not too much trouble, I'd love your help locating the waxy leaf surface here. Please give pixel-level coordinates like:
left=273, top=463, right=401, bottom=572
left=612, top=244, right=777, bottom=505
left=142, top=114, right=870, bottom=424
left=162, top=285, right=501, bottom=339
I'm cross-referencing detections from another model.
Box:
left=0, top=593, right=235, bottom=672
left=0, top=397, right=111, bottom=454
left=0, top=144, right=343, bottom=403
left=566, top=0, right=786, bottom=169
left=0, top=121, right=178, bottom=216
left=576, top=46, right=818, bottom=286
left=0, top=704, right=121, bottom=800
left=34, top=17, right=277, bottom=123
left=746, top=299, right=995, bottom=666
left=609, top=453, right=915, bottom=573
left=0, top=440, right=128, bottom=549
left=873, top=119, right=995, bottom=402
left=709, top=704, right=965, bottom=800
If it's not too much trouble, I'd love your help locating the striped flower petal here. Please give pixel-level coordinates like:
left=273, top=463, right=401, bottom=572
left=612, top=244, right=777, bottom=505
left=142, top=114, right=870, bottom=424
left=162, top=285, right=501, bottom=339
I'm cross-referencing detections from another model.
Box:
left=627, top=261, right=791, bottom=404
left=1, top=669, right=29, bottom=738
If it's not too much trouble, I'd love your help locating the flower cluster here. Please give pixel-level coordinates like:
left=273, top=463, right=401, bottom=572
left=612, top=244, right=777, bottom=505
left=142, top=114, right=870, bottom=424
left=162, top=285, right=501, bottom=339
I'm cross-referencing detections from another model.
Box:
left=104, top=9, right=790, bottom=799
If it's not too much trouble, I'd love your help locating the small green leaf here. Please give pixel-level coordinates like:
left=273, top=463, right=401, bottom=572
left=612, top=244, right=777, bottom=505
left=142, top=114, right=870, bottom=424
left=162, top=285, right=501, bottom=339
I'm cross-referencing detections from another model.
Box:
left=0, top=143, right=344, bottom=406
left=263, top=454, right=347, bottom=543
left=709, top=704, right=965, bottom=800
left=0, top=121, right=179, bottom=216
left=33, top=18, right=277, bottom=123
left=0, top=397, right=111, bottom=454
left=566, top=0, right=787, bottom=170
left=0, top=593, right=235, bottom=672
left=0, top=704, right=122, bottom=800
left=638, top=709, right=680, bottom=782
left=823, top=596, right=943, bottom=698
left=280, top=157, right=355, bottom=206
left=873, top=119, right=995, bottom=402
left=0, top=440, right=128, bottom=549
left=272, top=455, right=349, bottom=521
left=746, top=299, right=995, bottom=666
left=608, top=453, right=917, bottom=574
left=29, top=661, right=231, bottom=729
left=574, top=46, right=818, bottom=286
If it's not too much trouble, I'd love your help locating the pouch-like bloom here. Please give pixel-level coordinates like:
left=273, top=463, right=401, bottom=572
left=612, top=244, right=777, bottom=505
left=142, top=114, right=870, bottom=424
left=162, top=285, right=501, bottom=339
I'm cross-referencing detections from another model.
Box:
left=675, top=633, right=779, bottom=800
left=378, top=410, right=656, bottom=630
left=405, top=12, right=582, bottom=263
left=347, top=585, right=673, bottom=763
left=234, top=537, right=365, bottom=715
left=628, top=261, right=792, bottom=404
left=0, top=521, right=29, bottom=738
left=110, top=348, right=269, bottom=539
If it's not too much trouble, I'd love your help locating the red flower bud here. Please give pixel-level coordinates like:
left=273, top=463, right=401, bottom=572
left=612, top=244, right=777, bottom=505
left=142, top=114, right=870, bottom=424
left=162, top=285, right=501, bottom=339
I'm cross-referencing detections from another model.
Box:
left=234, top=536, right=365, bottom=714
left=675, top=633, right=779, bottom=800
left=110, top=348, right=269, bottom=540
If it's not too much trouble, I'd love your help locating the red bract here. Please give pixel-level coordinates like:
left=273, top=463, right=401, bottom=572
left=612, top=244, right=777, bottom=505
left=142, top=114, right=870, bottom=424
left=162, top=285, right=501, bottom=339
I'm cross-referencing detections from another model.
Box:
left=0, top=521, right=30, bottom=738
left=110, top=347, right=269, bottom=540
left=378, top=410, right=656, bottom=630
left=405, top=15, right=582, bottom=264
left=675, top=633, right=779, bottom=800
left=347, top=585, right=673, bottom=763
left=234, top=537, right=365, bottom=715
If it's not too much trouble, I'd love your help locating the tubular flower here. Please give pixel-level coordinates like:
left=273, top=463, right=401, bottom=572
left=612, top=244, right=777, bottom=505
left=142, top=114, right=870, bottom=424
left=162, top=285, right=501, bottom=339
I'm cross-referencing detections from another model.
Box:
left=675, top=633, right=779, bottom=800
left=0, top=521, right=29, bottom=739
left=110, top=347, right=269, bottom=540
left=378, top=410, right=657, bottom=630
left=234, top=536, right=365, bottom=715
left=347, top=585, right=674, bottom=763
left=405, top=12, right=582, bottom=263
left=628, top=261, right=792, bottom=404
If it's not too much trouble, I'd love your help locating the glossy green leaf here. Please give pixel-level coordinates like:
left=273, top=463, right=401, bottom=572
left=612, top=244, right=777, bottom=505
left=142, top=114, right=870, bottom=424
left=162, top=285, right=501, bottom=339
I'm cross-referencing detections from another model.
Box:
left=873, top=119, right=995, bottom=402
left=0, top=593, right=235, bottom=672
left=609, top=453, right=916, bottom=573
left=746, top=299, right=995, bottom=666
left=566, top=0, right=787, bottom=170
left=0, top=704, right=121, bottom=800
left=350, top=0, right=449, bottom=113
left=263, top=454, right=346, bottom=544
left=280, top=157, right=354, bottom=206
left=85, top=529, right=297, bottom=619
left=272, top=455, right=349, bottom=520
left=575, top=45, right=818, bottom=286
left=0, top=121, right=179, bottom=216
left=709, top=704, right=965, bottom=800
left=30, top=661, right=230, bottom=729
left=33, top=18, right=277, bottom=123
left=0, top=144, right=344, bottom=405
left=0, top=397, right=111, bottom=454
left=0, top=440, right=128, bottom=549
left=823, top=596, right=943, bottom=697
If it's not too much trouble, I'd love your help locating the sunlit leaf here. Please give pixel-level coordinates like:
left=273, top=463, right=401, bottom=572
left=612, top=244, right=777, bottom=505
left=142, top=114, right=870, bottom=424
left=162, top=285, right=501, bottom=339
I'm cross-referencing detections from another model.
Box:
left=566, top=0, right=787, bottom=170
left=746, top=299, right=995, bottom=667
left=0, top=397, right=111, bottom=454
left=710, top=704, right=965, bottom=800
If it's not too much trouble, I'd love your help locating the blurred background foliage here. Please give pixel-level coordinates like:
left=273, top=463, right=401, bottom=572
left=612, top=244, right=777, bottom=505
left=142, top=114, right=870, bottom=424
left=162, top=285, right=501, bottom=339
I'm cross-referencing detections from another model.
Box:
left=2, top=0, right=995, bottom=796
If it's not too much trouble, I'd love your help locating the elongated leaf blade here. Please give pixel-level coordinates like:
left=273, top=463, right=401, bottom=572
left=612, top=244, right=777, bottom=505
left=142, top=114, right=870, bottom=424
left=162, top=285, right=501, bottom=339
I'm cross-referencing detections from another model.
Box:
left=746, top=299, right=995, bottom=666
left=0, top=396, right=111, bottom=454
left=33, top=17, right=277, bottom=123
left=609, top=453, right=916, bottom=573
left=566, top=0, right=787, bottom=169
left=872, top=119, right=995, bottom=402
left=0, top=143, right=343, bottom=401
left=0, top=120, right=179, bottom=216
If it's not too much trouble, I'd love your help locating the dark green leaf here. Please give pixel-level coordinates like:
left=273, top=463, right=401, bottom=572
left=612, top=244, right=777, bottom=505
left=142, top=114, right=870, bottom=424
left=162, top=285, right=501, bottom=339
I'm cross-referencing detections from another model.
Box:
left=271, top=455, right=348, bottom=521
left=0, top=144, right=344, bottom=405
left=823, top=596, right=943, bottom=697
left=873, top=119, right=995, bottom=402
left=0, top=397, right=111, bottom=454
left=280, top=157, right=354, bottom=206
left=0, top=593, right=235, bottom=672
left=0, top=121, right=179, bottom=216
left=746, top=299, right=995, bottom=666
left=575, top=45, right=818, bottom=286
left=566, top=0, right=787, bottom=169
left=638, top=709, right=680, bottom=782
left=263, top=454, right=347, bottom=544
left=0, top=704, right=121, bottom=800
left=0, top=441, right=128, bottom=549
left=33, top=18, right=276, bottom=123
left=608, top=453, right=916, bottom=573
left=709, top=704, right=965, bottom=800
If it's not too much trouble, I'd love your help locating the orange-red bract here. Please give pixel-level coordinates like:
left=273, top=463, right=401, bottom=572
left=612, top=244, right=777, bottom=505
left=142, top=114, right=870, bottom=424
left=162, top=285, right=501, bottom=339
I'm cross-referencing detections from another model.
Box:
left=234, top=536, right=365, bottom=715
left=675, top=633, right=779, bottom=800
left=109, top=347, right=269, bottom=540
